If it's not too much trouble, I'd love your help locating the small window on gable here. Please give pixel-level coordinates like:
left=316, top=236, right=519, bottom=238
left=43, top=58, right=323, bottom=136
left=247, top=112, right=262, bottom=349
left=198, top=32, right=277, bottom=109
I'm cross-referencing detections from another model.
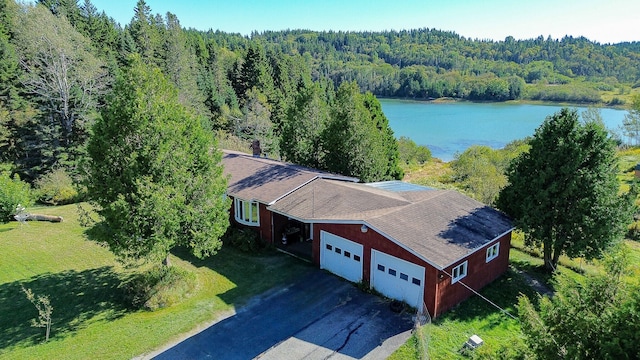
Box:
left=486, top=243, right=500, bottom=262
left=388, top=268, right=397, bottom=276
left=451, top=261, right=468, bottom=283
left=377, top=264, right=385, bottom=272
left=234, top=198, right=259, bottom=226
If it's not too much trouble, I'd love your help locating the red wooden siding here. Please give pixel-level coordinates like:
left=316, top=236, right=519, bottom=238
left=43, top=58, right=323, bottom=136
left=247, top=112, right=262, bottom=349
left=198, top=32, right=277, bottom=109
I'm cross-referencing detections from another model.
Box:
left=433, top=232, right=511, bottom=317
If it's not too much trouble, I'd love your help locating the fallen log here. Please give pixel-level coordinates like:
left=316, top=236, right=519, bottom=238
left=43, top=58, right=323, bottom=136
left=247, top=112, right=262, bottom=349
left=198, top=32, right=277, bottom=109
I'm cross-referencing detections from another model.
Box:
left=24, top=214, right=63, bottom=222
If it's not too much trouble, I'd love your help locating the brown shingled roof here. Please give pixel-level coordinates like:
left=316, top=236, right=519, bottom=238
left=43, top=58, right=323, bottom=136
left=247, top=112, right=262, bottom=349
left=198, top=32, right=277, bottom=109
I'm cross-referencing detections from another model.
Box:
left=269, top=178, right=512, bottom=268
left=222, top=150, right=358, bottom=204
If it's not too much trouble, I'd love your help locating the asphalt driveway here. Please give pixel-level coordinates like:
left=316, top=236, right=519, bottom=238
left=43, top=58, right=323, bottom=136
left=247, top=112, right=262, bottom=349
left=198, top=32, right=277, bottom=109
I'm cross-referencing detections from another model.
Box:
left=152, top=269, right=414, bottom=359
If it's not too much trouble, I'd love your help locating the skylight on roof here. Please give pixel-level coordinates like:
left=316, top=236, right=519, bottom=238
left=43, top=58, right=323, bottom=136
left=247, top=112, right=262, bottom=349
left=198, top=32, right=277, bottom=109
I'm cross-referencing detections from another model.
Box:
left=365, top=181, right=434, bottom=192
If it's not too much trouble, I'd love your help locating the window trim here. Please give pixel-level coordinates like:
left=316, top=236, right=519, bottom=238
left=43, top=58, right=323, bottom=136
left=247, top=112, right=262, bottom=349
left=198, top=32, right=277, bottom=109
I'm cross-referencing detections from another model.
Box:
left=486, top=243, right=500, bottom=262
left=451, top=261, right=468, bottom=283
left=234, top=198, right=260, bottom=226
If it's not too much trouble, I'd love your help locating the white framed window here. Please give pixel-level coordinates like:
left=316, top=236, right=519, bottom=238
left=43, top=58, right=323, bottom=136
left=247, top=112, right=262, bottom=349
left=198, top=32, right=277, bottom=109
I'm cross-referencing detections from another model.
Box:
left=486, top=243, right=500, bottom=262
left=451, top=261, right=468, bottom=283
left=234, top=198, right=259, bottom=226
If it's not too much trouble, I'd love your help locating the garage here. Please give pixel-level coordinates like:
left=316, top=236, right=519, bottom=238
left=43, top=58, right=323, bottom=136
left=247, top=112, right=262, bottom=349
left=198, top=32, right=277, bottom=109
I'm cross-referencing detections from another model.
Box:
left=320, top=231, right=363, bottom=283
left=371, top=250, right=425, bottom=309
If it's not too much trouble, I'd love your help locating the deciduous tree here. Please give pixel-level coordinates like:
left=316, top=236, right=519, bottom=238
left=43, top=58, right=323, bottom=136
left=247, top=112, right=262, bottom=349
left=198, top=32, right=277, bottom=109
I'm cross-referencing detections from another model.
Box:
left=497, top=108, right=634, bottom=271
left=87, top=55, right=229, bottom=265
left=12, top=2, right=106, bottom=176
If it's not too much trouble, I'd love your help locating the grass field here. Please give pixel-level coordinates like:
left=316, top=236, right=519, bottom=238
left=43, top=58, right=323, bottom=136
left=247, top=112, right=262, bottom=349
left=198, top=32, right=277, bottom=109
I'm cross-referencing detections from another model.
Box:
left=0, top=204, right=313, bottom=359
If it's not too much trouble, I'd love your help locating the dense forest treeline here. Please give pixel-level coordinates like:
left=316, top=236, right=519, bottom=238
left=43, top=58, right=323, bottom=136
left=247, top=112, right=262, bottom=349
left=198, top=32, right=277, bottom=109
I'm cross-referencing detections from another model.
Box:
left=1, top=0, right=639, bottom=186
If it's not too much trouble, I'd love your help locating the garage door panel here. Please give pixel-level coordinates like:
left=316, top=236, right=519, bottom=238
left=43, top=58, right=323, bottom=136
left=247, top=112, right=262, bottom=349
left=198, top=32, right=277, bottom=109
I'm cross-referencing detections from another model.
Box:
left=371, top=250, right=424, bottom=309
left=320, top=231, right=363, bottom=283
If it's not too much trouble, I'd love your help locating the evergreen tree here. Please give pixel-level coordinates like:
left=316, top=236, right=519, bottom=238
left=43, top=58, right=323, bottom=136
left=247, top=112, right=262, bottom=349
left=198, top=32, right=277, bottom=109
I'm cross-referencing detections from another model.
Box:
left=497, top=108, right=634, bottom=271
left=86, top=55, right=229, bottom=265
left=128, top=0, right=162, bottom=66
left=322, top=81, right=402, bottom=182
left=162, top=12, right=209, bottom=118
left=280, top=83, right=329, bottom=168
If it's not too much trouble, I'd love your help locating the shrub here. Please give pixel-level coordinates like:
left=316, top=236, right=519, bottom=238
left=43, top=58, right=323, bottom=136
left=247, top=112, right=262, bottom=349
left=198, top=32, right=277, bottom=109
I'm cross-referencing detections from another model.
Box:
left=121, top=265, right=196, bottom=311
left=224, top=227, right=264, bottom=252
left=398, top=136, right=431, bottom=165
left=608, top=97, right=625, bottom=106
left=0, top=169, right=32, bottom=222
left=34, top=168, right=80, bottom=205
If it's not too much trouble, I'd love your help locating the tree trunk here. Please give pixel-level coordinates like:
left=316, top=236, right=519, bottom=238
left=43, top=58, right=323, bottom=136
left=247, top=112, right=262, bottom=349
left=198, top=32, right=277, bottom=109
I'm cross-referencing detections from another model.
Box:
left=543, top=242, right=554, bottom=272
left=162, top=254, right=171, bottom=267
left=25, top=214, right=63, bottom=222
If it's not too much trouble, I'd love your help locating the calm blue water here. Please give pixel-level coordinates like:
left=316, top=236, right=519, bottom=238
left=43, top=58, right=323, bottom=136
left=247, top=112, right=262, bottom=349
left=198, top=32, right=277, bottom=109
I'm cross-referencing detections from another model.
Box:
left=380, top=99, right=628, bottom=161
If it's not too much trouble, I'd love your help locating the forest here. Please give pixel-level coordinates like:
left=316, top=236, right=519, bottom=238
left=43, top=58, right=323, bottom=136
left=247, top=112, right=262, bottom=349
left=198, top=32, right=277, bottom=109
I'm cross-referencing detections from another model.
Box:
left=1, top=0, right=640, bottom=187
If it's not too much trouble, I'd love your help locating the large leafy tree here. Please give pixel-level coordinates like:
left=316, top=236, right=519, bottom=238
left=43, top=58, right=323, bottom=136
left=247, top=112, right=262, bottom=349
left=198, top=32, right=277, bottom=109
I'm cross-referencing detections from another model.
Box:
left=622, top=94, right=640, bottom=145
left=12, top=2, right=106, bottom=177
left=87, top=55, right=230, bottom=265
left=497, top=108, right=634, bottom=271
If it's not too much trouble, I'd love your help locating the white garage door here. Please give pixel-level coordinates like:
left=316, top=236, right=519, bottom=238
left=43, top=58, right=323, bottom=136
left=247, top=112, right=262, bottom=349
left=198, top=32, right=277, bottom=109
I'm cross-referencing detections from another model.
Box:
left=320, top=231, right=363, bottom=283
left=371, top=250, right=425, bottom=310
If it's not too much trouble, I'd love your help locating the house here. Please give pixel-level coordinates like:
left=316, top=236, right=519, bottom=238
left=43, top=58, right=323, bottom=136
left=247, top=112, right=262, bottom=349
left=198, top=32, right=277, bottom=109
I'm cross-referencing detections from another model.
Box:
left=222, top=150, right=513, bottom=318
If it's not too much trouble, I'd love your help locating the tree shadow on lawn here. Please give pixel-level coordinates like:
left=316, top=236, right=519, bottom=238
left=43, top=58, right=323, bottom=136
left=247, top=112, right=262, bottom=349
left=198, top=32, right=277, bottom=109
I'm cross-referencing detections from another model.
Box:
left=170, top=246, right=314, bottom=307
left=0, top=267, right=129, bottom=349
left=435, top=268, right=544, bottom=329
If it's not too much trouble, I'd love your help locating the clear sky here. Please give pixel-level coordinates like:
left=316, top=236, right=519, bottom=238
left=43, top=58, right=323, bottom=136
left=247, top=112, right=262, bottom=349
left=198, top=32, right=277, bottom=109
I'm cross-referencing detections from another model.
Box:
left=90, top=0, right=639, bottom=44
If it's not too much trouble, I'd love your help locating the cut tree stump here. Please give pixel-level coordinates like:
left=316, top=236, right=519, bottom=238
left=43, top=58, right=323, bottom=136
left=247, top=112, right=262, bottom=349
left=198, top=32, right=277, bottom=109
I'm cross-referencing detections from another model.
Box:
left=25, top=214, right=63, bottom=222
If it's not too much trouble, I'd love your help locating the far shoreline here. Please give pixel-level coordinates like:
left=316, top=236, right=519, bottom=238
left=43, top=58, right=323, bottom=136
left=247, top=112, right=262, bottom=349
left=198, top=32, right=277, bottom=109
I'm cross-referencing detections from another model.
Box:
left=378, top=96, right=631, bottom=111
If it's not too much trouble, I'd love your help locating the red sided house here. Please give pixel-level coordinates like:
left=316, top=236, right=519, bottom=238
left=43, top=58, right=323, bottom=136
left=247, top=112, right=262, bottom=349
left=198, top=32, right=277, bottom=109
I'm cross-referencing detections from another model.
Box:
left=223, top=150, right=513, bottom=318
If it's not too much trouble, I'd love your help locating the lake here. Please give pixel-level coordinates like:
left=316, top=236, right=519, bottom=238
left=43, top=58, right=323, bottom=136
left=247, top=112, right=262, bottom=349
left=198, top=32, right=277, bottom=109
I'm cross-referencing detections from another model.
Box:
left=380, top=99, right=629, bottom=161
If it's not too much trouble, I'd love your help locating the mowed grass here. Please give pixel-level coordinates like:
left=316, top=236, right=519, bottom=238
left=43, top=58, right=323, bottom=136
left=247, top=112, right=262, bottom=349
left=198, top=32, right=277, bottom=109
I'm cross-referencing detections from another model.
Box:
left=389, top=253, right=535, bottom=360
left=390, top=242, right=640, bottom=359
left=0, top=204, right=313, bottom=359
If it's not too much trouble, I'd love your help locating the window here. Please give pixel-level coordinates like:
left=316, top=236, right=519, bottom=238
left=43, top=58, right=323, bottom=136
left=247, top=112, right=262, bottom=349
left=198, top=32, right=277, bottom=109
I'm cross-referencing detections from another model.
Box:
left=335, top=247, right=341, bottom=254
left=388, top=268, right=397, bottom=276
left=400, top=273, right=409, bottom=281
left=377, top=264, right=385, bottom=272
left=451, top=261, right=468, bottom=283
left=412, top=278, right=421, bottom=286
left=344, top=251, right=351, bottom=258
left=353, top=255, right=361, bottom=262
left=234, top=198, right=259, bottom=226
left=326, top=244, right=332, bottom=251
left=486, top=243, right=500, bottom=262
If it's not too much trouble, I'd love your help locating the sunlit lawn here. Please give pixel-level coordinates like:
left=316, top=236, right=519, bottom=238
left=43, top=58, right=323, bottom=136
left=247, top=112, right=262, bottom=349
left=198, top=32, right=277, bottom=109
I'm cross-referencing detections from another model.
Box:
left=0, top=204, right=313, bottom=360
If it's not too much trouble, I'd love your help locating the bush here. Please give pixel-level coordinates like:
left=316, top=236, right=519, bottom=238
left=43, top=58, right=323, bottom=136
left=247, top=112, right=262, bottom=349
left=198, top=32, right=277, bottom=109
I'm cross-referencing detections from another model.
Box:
left=608, top=97, right=625, bottom=106
left=0, top=169, right=32, bottom=222
left=121, top=265, right=196, bottom=311
left=34, top=168, right=80, bottom=205
left=224, top=227, right=264, bottom=252
left=398, top=136, right=431, bottom=165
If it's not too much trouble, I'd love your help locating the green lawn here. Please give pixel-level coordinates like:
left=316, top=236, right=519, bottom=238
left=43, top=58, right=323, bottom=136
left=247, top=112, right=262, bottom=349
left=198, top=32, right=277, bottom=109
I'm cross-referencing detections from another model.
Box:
left=390, top=241, right=640, bottom=359
left=0, top=204, right=313, bottom=359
